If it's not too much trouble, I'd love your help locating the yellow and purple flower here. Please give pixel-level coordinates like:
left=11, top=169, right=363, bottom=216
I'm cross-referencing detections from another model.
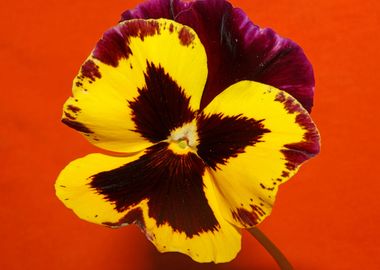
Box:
left=56, top=0, right=320, bottom=263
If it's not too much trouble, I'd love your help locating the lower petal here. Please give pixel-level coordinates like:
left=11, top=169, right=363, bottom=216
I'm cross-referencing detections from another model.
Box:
left=138, top=171, right=241, bottom=263
left=201, top=80, right=320, bottom=228
left=56, top=145, right=241, bottom=263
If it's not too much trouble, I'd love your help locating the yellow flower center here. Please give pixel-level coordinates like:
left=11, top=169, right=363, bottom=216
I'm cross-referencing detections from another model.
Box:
left=168, top=121, right=198, bottom=154
left=177, top=138, right=189, bottom=149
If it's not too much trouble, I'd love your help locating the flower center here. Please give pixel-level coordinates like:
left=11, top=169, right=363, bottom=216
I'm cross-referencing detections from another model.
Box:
left=168, top=121, right=198, bottom=154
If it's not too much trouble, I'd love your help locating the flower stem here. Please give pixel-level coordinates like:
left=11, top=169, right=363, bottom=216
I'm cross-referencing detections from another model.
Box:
left=248, top=227, right=293, bottom=270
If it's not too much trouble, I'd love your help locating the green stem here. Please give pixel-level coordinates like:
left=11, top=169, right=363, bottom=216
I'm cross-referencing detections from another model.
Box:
left=248, top=227, right=293, bottom=270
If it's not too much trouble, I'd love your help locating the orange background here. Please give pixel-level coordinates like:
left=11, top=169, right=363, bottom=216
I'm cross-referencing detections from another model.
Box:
left=1, top=0, right=379, bottom=269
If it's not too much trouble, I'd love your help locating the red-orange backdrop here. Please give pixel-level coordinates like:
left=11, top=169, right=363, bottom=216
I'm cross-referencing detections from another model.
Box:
left=1, top=0, right=379, bottom=269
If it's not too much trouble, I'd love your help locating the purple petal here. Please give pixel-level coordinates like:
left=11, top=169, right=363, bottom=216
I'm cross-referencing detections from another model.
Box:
left=121, top=0, right=315, bottom=112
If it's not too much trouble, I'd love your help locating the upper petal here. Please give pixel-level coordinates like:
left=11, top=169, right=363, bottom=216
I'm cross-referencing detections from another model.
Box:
left=199, top=80, right=320, bottom=228
left=62, top=18, right=207, bottom=152
left=121, top=0, right=315, bottom=111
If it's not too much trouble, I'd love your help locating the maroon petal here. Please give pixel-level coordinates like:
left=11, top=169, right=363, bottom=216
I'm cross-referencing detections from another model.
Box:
left=121, top=0, right=315, bottom=112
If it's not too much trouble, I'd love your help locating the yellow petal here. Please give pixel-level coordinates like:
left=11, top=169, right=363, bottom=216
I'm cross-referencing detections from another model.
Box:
left=56, top=152, right=145, bottom=225
left=62, top=19, right=207, bottom=153
left=200, top=80, right=320, bottom=228
left=140, top=171, right=241, bottom=263
left=56, top=143, right=241, bottom=263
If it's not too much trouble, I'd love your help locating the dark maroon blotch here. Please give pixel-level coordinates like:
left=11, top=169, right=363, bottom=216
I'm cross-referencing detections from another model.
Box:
left=129, top=62, right=195, bottom=143
left=64, top=112, right=75, bottom=120
left=178, top=27, right=194, bottom=46
left=90, top=142, right=219, bottom=237
left=197, top=113, right=270, bottom=170
left=232, top=204, right=265, bottom=227
left=275, top=92, right=303, bottom=114
left=276, top=94, right=320, bottom=170
left=81, top=60, right=101, bottom=81
left=93, top=20, right=160, bottom=67
left=281, top=171, right=290, bottom=177
left=67, top=105, right=81, bottom=113
left=61, top=118, right=93, bottom=134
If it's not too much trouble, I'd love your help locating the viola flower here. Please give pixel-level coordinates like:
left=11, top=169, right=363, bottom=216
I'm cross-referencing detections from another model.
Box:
left=56, top=0, right=320, bottom=264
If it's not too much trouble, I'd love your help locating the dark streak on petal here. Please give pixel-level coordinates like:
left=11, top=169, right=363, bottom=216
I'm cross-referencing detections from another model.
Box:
left=197, top=113, right=270, bottom=170
left=260, top=183, right=275, bottom=191
left=169, top=23, right=174, bottom=32
left=253, top=47, right=293, bottom=78
left=275, top=92, right=320, bottom=170
left=64, top=112, right=76, bottom=120
left=93, top=20, right=160, bottom=67
left=81, top=60, right=101, bottom=81
left=61, top=118, right=94, bottom=134
left=129, top=62, right=195, bottom=142
left=103, top=208, right=145, bottom=228
left=281, top=171, right=290, bottom=177
left=219, top=6, right=237, bottom=59
left=67, top=105, right=81, bottom=113
left=90, top=142, right=219, bottom=237
left=232, top=204, right=265, bottom=227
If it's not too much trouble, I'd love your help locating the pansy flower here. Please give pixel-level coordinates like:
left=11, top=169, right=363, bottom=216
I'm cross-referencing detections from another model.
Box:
left=56, top=0, right=320, bottom=263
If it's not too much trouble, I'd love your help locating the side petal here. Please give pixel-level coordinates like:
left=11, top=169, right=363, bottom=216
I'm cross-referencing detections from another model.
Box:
left=55, top=152, right=145, bottom=225
left=200, top=80, right=320, bottom=228
left=121, top=0, right=315, bottom=111
left=56, top=143, right=241, bottom=263
left=63, top=18, right=207, bottom=152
